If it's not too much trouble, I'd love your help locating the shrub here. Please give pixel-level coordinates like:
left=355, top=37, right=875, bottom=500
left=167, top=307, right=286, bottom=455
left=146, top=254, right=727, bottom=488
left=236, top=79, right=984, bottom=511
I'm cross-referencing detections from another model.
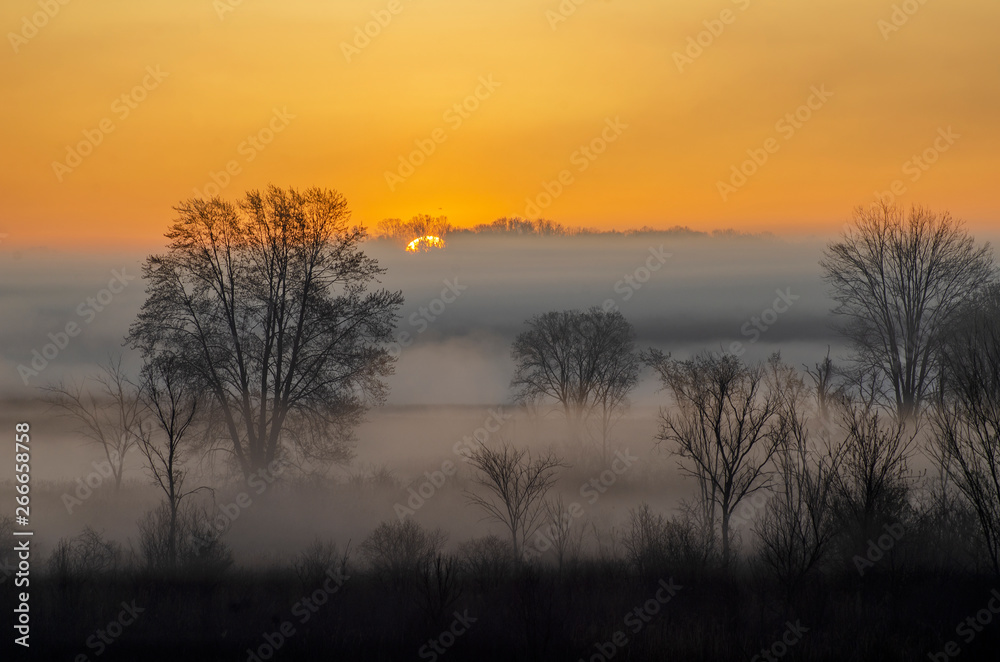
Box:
left=137, top=502, right=233, bottom=576
left=347, top=463, right=400, bottom=491
left=294, top=537, right=350, bottom=588
left=622, top=502, right=715, bottom=576
left=458, top=534, right=514, bottom=591
left=360, top=519, right=446, bottom=588
left=47, top=526, right=125, bottom=580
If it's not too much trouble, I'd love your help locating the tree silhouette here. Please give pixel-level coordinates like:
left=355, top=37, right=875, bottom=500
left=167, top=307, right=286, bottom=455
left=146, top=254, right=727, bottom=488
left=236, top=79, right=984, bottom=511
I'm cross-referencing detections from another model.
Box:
left=803, top=347, right=842, bottom=422
left=932, top=285, right=1000, bottom=575
left=829, top=400, right=915, bottom=556
left=465, top=441, right=565, bottom=561
left=646, top=350, right=784, bottom=569
left=127, top=185, right=403, bottom=478
left=511, top=307, right=639, bottom=454
left=755, top=364, right=840, bottom=597
left=135, top=354, right=203, bottom=570
left=45, top=355, right=142, bottom=493
left=821, top=202, right=994, bottom=419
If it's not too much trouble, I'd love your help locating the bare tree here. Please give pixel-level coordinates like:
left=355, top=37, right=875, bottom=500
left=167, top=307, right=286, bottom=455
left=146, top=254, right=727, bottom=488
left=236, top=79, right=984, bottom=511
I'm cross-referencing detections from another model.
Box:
left=646, top=350, right=784, bottom=568
left=755, top=365, right=840, bottom=596
left=360, top=519, right=446, bottom=590
left=135, top=354, right=204, bottom=570
left=541, top=495, right=585, bottom=573
left=591, top=332, right=642, bottom=461
left=621, top=502, right=715, bottom=575
left=127, top=186, right=403, bottom=478
left=820, top=202, right=994, bottom=419
left=45, top=355, right=142, bottom=492
left=465, top=441, right=566, bottom=560
left=830, top=400, right=915, bottom=555
left=511, top=307, right=640, bottom=455
left=932, top=285, right=1000, bottom=575
left=417, top=554, right=463, bottom=624
left=803, top=347, right=842, bottom=422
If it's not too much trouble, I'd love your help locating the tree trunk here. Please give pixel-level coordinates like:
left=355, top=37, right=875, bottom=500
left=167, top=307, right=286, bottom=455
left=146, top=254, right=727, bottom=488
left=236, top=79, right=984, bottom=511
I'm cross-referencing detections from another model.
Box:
left=168, top=502, right=178, bottom=570
left=721, top=511, right=731, bottom=569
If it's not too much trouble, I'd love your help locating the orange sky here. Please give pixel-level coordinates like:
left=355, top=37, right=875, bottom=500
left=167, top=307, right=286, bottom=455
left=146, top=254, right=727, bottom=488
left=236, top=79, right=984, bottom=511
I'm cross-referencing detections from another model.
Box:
left=1, top=0, right=998, bottom=248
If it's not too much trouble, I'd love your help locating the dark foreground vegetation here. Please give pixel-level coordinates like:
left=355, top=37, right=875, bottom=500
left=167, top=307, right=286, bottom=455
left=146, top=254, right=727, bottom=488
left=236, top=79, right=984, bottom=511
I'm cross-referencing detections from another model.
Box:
left=10, top=536, right=1000, bottom=661
left=4, top=449, right=1000, bottom=662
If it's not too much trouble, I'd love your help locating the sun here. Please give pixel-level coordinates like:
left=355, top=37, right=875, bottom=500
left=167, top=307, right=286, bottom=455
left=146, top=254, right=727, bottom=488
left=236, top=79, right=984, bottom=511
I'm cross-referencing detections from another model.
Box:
left=405, top=235, right=446, bottom=253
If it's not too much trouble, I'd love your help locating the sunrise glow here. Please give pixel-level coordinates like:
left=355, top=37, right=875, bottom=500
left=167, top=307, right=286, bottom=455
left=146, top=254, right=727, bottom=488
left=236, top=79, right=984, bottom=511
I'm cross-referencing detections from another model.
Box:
left=405, top=235, right=446, bottom=253
left=1, top=0, right=998, bottom=249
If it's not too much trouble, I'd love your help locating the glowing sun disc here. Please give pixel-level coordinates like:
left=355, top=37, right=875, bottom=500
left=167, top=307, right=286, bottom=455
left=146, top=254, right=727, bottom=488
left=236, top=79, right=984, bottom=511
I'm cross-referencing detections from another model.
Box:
left=405, top=235, right=445, bottom=252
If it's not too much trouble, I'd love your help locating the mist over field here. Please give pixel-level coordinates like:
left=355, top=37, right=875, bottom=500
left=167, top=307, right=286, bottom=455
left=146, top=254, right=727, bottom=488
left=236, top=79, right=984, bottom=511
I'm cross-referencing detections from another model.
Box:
left=0, top=233, right=832, bottom=558
left=0, top=233, right=822, bottom=553
left=3, top=226, right=1000, bottom=660
left=0, top=232, right=842, bottom=403
left=0, top=231, right=843, bottom=501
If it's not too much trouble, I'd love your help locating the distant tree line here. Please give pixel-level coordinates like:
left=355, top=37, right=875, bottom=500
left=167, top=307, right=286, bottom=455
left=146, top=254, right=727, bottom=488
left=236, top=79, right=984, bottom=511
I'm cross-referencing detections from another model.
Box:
left=372, top=214, right=771, bottom=244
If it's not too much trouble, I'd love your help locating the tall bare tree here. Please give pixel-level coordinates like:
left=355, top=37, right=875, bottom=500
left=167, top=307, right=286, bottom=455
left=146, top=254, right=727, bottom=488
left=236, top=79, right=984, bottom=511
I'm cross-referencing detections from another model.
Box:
left=932, top=285, right=1000, bottom=575
left=820, top=202, right=994, bottom=419
left=45, top=355, right=142, bottom=492
left=511, top=307, right=640, bottom=455
left=465, top=441, right=565, bottom=561
left=646, top=350, right=784, bottom=568
left=127, top=186, right=403, bottom=478
left=135, top=354, right=203, bottom=570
